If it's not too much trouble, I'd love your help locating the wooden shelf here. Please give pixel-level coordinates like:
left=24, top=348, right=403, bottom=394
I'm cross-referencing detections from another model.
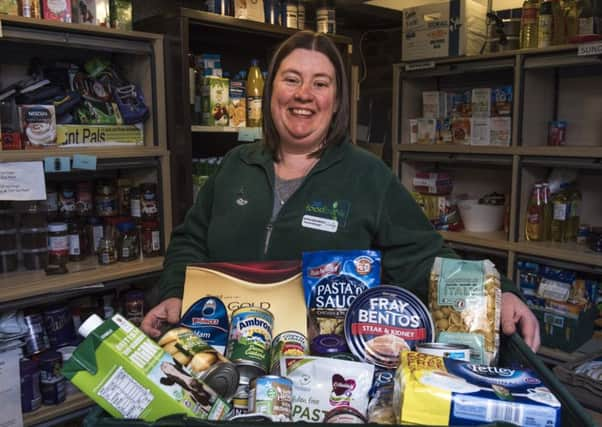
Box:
left=440, top=230, right=512, bottom=251
left=191, top=126, right=240, bottom=133
left=0, top=257, right=164, bottom=304
left=517, top=146, right=602, bottom=158
left=514, top=240, right=602, bottom=268
left=0, top=146, right=166, bottom=162
left=23, top=392, right=93, bottom=427
left=397, top=144, right=515, bottom=155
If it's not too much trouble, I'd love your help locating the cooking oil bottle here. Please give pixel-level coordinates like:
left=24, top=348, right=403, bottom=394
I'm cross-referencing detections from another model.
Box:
left=246, top=59, right=264, bottom=128
left=525, top=183, right=544, bottom=241
left=550, top=184, right=569, bottom=242
left=552, top=0, right=566, bottom=44
left=566, top=187, right=582, bottom=241
left=542, top=182, right=553, bottom=240
left=539, top=0, right=554, bottom=47
left=521, top=0, right=540, bottom=48
left=564, top=0, right=580, bottom=40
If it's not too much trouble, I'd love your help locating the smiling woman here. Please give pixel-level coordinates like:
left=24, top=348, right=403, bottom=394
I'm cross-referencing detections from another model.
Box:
left=142, top=32, right=540, bottom=358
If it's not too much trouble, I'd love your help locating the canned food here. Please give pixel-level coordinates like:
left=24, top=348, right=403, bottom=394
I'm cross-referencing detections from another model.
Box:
left=577, top=224, right=590, bottom=245
left=548, top=121, right=567, bottom=146
left=226, top=307, right=274, bottom=378
left=324, top=406, right=367, bottom=423
left=20, top=359, right=42, bottom=413
left=24, top=313, right=50, bottom=356
left=248, top=375, right=293, bottom=422
left=43, top=306, right=75, bottom=348
left=310, top=334, right=349, bottom=356
left=201, top=361, right=240, bottom=401
left=270, top=331, right=308, bottom=374
left=39, top=350, right=66, bottom=405
left=416, top=342, right=471, bottom=361
left=344, top=285, right=435, bottom=369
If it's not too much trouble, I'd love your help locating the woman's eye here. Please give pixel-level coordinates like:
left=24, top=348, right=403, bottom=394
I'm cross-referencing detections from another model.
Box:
left=284, top=77, right=299, bottom=84
left=315, top=81, right=329, bottom=88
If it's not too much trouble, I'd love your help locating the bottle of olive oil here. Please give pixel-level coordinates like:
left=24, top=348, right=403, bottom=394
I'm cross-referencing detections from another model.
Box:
left=550, top=185, right=569, bottom=242
left=525, top=184, right=544, bottom=241
left=246, top=59, right=264, bottom=128
left=521, top=0, right=541, bottom=48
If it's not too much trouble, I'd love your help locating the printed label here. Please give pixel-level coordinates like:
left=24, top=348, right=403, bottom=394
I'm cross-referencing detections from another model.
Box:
left=437, top=259, right=485, bottom=308
left=97, top=366, right=154, bottom=418
left=301, top=215, right=338, bottom=233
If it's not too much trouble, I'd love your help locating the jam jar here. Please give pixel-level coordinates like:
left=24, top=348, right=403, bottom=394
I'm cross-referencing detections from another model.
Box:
left=47, top=222, right=68, bottom=270
left=117, top=221, right=139, bottom=262
left=141, top=220, right=161, bottom=257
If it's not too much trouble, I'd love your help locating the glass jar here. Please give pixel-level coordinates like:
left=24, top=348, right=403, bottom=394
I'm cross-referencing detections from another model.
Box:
left=95, top=181, right=117, bottom=217
left=117, top=221, right=139, bottom=262
left=130, top=187, right=141, bottom=221
left=59, top=183, right=77, bottom=220
left=87, top=216, right=104, bottom=254
left=67, top=220, right=83, bottom=262
left=141, top=220, right=161, bottom=257
left=20, top=201, right=47, bottom=228
left=76, top=181, right=93, bottom=217
left=140, top=183, right=158, bottom=220
left=47, top=222, right=69, bottom=269
left=98, top=238, right=118, bottom=265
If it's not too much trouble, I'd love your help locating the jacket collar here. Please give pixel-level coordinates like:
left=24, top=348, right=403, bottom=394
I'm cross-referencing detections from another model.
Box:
left=240, top=136, right=351, bottom=175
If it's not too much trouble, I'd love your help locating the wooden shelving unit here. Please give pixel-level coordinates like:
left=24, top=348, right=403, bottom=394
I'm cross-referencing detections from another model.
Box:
left=0, top=17, right=170, bottom=426
left=23, top=393, right=93, bottom=427
left=392, top=44, right=602, bottom=276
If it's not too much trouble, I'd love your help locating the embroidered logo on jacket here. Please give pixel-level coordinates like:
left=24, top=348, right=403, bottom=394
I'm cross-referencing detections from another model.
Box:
left=304, top=200, right=351, bottom=227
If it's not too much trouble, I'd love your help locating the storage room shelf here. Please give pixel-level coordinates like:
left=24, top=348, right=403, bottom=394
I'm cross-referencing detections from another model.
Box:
left=0, top=256, right=164, bottom=304
left=397, top=144, right=515, bottom=155
left=0, top=146, right=165, bottom=162
left=23, top=392, right=93, bottom=427
left=191, top=126, right=240, bottom=133
left=0, top=14, right=161, bottom=41
left=517, top=146, right=602, bottom=158
left=514, top=240, right=602, bottom=268
left=440, top=230, right=512, bottom=251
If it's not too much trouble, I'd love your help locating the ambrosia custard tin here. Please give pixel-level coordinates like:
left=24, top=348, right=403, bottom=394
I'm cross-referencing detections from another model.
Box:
left=344, top=285, right=434, bottom=369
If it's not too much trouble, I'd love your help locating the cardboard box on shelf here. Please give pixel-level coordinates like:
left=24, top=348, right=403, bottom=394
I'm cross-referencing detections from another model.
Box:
left=490, top=117, right=512, bottom=146
left=73, top=0, right=110, bottom=26
left=401, top=0, right=488, bottom=62
left=42, top=0, right=72, bottom=22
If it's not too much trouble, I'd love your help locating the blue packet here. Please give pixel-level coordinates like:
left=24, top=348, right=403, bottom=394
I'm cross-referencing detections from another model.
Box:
left=302, top=250, right=381, bottom=341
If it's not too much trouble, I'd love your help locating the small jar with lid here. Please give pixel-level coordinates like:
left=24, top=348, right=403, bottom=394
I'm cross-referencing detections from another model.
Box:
left=117, top=221, right=139, bottom=262
left=98, top=237, right=118, bottom=265
left=58, top=183, right=77, bottom=220
left=140, top=183, right=159, bottom=220
left=95, top=181, right=118, bottom=217
left=67, top=220, right=84, bottom=262
left=141, top=220, right=161, bottom=257
left=47, top=222, right=69, bottom=269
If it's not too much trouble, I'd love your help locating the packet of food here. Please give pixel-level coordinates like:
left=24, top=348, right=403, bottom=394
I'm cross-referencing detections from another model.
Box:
left=302, top=250, right=381, bottom=342
left=393, top=351, right=561, bottom=426
left=281, top=355, right=374, bottom=423
left=429, top=257, right=501, bottom=365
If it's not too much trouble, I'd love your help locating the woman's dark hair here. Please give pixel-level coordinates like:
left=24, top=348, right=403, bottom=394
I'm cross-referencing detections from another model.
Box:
left=262, top=31, right=350, bottom=160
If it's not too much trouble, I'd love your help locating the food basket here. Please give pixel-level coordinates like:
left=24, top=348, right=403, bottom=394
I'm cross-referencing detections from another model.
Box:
left=82, top=333, right=597, bottom=427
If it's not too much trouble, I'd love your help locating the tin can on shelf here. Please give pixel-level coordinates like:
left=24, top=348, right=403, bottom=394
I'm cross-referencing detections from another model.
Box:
left=248, top=375, right=293, bottom=421
left=226, top=307, right=274, bottom=382
left=43, top=305, right=76, bottom=348
left=39, top=350, right=66, bottom=405
left=577, top=224, right=590, bottom=245
left=20, top=359, right=42, bottom=413
left=548, top=121, right=567, bottom=146
left=24, top=313, right=50, bottom=356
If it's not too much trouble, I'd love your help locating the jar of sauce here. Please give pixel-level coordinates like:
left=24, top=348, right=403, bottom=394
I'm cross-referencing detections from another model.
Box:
left=48, top=222, right=68, bottom=269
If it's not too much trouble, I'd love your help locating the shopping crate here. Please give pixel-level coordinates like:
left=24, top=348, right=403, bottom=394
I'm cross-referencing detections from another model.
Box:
left=82, top=333, right=597, bottom=427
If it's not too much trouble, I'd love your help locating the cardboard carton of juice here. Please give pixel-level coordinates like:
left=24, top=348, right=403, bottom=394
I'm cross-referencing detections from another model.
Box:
left=62, top=314, right=230, bottom=421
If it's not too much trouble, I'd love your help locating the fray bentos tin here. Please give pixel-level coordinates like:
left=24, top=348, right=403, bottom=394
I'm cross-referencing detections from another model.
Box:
left=344, top=285, right=434, bottom=369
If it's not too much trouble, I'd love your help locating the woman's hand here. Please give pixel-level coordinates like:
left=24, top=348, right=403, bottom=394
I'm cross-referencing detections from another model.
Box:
left=141, top=297, right=183, bottom=338
left=501, top=292, right=541, bottom=352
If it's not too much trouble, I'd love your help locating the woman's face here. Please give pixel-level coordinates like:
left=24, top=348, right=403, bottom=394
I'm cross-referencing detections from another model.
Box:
left=270, top=48, right=338, bottom=153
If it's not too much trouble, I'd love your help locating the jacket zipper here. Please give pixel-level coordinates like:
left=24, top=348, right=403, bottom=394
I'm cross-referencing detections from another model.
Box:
left=263, top=223, right=274, bottom=256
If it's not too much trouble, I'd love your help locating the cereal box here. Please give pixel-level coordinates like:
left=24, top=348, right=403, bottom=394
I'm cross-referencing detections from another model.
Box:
left=0, top=0, right=18, bottom=15
left=417, top=118, right=437, bottom=144
left=470, top=117, right=490, bottom=145
left=201, top=76, right=229, bottom=126
left=471, top=88, right=492, bottom=118
left=42, top=0, right=71, bottom=22
left=490, top=117, right=511, bottom=146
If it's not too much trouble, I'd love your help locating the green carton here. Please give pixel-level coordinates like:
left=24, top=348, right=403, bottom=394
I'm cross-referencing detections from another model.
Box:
left=63, top=314, right=230, bottom=422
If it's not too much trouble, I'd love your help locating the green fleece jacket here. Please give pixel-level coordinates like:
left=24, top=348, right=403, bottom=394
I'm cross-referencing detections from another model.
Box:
left=159, top=138, right=518, bottom=302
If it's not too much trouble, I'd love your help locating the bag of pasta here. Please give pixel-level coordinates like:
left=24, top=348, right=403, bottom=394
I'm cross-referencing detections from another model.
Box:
left=429, top=257, right=501, bottom=365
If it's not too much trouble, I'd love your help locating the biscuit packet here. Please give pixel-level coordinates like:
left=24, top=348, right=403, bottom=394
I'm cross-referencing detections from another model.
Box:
left=428, top=257, right=501, bottom=365
left=302, top=250, right=381, bottom=342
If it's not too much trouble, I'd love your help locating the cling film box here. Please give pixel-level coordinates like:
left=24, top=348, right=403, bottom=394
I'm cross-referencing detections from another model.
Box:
left=56, top=124, right=143, bottom=146
left=62, top=314, right=230, bottom=421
